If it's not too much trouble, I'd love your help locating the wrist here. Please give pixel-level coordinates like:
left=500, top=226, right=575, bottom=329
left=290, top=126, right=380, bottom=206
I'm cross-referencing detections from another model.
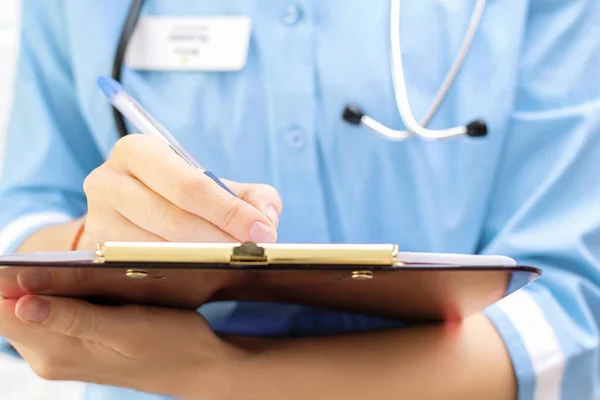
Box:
left=178, top=337, right=262, bottom=400
left=217, top=336, right=284, bottom=400
left=16, top=217, right=88, bottom=253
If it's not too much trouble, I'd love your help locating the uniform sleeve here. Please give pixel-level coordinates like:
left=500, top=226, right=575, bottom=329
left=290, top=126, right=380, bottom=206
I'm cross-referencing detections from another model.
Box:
left=0, top=0, right=104, bottom=352
left=482, top=1, right=600, bottom=399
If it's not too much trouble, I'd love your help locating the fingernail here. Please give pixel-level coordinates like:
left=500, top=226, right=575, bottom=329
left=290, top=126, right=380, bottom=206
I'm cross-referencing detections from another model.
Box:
left=18, top=269, right=52, bottom=293
left=249, top=221, right=277, bottom=243
left=265, top=205, right=279, bottom=229
left=17, top=298, right=50, bottom=323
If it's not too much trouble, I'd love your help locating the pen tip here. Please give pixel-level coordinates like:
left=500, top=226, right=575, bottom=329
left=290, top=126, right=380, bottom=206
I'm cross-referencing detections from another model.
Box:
left=97, top=76, right=122, bottom=98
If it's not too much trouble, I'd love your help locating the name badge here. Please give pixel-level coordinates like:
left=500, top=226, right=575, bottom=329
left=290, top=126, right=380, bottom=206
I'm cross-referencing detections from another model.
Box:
left=125, top=16, right=252, bottom=71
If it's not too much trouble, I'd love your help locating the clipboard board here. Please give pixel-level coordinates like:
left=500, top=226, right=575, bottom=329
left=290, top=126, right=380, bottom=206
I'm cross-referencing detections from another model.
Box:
left=0, top=242, right=541, bottom=323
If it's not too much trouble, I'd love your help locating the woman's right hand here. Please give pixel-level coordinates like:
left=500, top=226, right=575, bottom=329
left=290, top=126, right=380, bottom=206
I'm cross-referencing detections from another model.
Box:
left=78, top=134, right=281, bottom=249
left=0, top=134, right=282, bottom=304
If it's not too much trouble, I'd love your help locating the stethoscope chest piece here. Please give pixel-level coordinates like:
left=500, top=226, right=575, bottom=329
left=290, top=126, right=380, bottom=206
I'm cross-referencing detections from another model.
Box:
left=342, top=0, right=489, bottom=142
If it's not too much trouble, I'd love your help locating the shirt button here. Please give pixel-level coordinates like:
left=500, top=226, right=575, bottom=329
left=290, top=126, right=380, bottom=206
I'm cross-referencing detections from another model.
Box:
left=280, top=4, right=303, bottom=26
left=285, top=127, right=306, bottom=149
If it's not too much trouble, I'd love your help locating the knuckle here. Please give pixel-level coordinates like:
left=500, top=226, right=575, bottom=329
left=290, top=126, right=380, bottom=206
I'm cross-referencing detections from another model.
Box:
left=255, top=183, right=273, bottom=194
left=31, top=358, right=62, bottom=381
left=83, top=167, right=105, bottom=197
left=153, top=204, right=178, bottom=232
left=111, top=134, right=140, bottom=159
left=62, top=308, right=93, bottom=338
left=219, top=198, right=244, bottom=231
left=258, top=183, right=277, bottom=192
left=259, top=184, right=282, bottom=205
left=171, top=175, right=204, bottom=207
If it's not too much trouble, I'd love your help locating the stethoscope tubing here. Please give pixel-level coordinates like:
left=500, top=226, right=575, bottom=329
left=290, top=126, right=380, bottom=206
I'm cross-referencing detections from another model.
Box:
left=343, top=0, right=489, bottom=141
left=114, top=0, right=489, bottom=142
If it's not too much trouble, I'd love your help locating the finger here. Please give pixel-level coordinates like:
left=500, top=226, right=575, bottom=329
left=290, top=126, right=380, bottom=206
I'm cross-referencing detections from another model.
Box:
left=14, top=295, right=113, bottom=341
left=17, top=267, right=128, bottom=297
left=0, top=297, right=96, bottom=383
left=0, top=297, right=78, bottom=352
left=13, top=296, right=206, bottom=347
left=0, top=296, right=32, bottom=343
left=224, top=181, right=283, bottom=228
left=104, top=172, right=237, bottom=243
left=109, top=135, right=277, bottom=243
left=0, top=297, right=37, bottom=342
left=16, top=265, right=234, bottom=308
left=0, top=267, right=25, bottom=298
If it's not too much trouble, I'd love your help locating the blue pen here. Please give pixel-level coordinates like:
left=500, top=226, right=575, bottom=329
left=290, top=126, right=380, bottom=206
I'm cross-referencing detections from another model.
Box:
left=97, top=76, right=236, bottom=197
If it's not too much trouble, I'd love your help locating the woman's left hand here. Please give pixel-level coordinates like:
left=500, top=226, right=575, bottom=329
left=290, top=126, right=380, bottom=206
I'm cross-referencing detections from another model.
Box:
left=0, top=295, right=246, bottom=399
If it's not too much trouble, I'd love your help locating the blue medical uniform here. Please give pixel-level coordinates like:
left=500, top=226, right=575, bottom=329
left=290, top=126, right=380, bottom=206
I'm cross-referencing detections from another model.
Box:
left=1, top=1, right=599, bottom=399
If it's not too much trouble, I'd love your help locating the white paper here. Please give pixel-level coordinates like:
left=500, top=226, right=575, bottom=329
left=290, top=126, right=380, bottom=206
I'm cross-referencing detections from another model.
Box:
left=0, top=250, right=96, bottom=264
left=396, top=251, right=516, bottom=266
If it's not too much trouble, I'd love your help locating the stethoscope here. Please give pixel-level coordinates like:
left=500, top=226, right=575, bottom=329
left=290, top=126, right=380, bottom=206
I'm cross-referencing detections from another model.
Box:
left=113, top=0, right=488, bottom=141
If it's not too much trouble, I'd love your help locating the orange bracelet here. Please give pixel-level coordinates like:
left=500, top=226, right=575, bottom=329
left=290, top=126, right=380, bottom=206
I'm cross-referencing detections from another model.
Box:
left=70, top=220, right=86, bottom=251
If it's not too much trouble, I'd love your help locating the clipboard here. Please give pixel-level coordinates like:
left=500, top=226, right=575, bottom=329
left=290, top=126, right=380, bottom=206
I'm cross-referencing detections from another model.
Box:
left=0, top=242, right=541, bottom=323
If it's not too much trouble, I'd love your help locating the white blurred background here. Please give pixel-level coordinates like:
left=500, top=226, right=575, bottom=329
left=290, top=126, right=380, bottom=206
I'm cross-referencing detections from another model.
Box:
left=0, top=1, right=83, bottom=398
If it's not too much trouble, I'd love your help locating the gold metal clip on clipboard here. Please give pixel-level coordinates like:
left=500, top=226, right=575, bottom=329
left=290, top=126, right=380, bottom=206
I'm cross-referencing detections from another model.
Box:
left=93, top=241, right=401, bottom=279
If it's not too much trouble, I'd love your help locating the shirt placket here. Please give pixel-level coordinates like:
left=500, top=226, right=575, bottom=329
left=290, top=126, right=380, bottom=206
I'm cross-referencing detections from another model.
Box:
left=267, top=2, right=330, bottom=242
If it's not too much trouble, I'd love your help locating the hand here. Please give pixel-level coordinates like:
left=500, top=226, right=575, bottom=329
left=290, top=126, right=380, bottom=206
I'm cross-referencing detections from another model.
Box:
left=79, top=134, right=282, bottom=249
left=0, top=265, right=242, bottom=308
left=0, top=294, right=247, bottom=399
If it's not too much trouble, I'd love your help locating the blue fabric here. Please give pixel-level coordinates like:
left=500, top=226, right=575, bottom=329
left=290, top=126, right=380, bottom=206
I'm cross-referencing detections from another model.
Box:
left=485, top=306, right=536, bottom=400
left=1, top=0, right=599, bottom=399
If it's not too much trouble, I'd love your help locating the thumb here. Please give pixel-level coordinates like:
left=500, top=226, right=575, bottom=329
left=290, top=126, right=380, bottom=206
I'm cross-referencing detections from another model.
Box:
left=15, top=295, right=111, bottom=341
